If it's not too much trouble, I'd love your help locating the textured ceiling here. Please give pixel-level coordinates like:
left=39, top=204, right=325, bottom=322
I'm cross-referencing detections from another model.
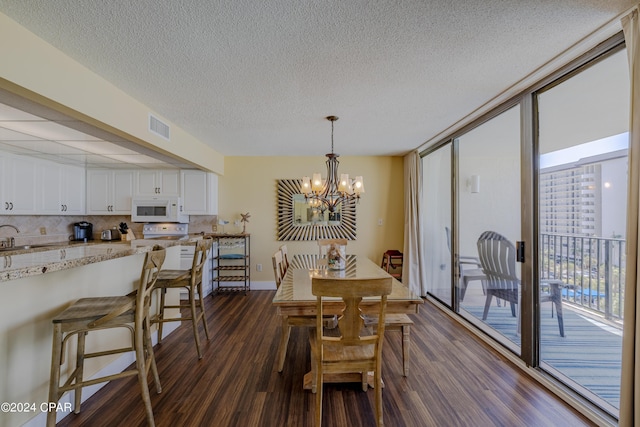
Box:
left=0, top=0, right=636, bottom=158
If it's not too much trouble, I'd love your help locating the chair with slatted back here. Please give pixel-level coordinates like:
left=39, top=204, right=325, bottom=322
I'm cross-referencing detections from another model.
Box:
left=477, top=231, right=564, bottom=337
left=279, top=244, right=290, bottom=274
left=477, top=231, right=519, bottom=320
left=152, top=237, right=213, bottom=359
left=445, top=226, right=488, bottom=302
left=309, top=276, right=393, bottom=427
left=272, top=250, right=285, bottom=288
left=273, top=249, right=337, bottom=373
left=47, top=247, right=166, bottom=427
left=363, top=312, right=413, bottom=377
left=358, top=251, right=415, bottom=377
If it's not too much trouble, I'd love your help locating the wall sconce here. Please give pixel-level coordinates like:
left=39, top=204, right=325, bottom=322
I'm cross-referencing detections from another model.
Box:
left=470, top=175, right=480, bottom=193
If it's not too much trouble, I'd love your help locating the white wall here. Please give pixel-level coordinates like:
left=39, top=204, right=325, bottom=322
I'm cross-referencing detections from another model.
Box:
left=458, top=105, right=522, bottom=257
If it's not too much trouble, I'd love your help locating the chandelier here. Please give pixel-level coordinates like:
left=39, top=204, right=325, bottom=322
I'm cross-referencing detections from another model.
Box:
left=301, top=116, right=364, bottom=213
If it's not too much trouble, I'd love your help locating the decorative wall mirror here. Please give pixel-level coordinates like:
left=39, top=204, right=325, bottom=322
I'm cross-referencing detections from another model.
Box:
left=277, top=179, right=356, bottom=241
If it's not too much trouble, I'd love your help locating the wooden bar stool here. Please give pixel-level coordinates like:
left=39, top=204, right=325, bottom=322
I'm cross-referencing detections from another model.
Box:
left=152, top=237, right=213, bottom=359
left=47, top=247, right=166, bottom=427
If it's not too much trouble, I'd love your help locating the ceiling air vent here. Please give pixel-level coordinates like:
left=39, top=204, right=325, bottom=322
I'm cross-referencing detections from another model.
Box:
left=149, top=113, right=170, bottom=141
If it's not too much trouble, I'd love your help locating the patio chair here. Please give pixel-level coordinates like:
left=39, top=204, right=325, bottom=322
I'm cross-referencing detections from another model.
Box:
left=477, top=231, right=564, bottom=337
left=445, top=227, right=488, bottom=302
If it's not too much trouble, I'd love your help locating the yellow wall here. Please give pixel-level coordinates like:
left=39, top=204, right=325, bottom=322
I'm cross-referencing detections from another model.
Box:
left=219, top=156, right=404, bottom=283
left=0, top=12, right=224, bottom=174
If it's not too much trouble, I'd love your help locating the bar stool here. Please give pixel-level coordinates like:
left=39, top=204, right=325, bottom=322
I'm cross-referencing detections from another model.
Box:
left=152, top=237, right=213, bottom=359
left=47, top=247, right=166, bottom=427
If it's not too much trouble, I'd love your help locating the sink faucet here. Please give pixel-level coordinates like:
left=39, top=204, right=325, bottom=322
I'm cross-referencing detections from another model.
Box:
left=0, top=224, right=19, bottom=248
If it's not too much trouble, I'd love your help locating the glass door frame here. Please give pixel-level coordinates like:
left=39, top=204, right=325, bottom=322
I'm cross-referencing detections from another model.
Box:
left=419, top=32, right=626, bottom=421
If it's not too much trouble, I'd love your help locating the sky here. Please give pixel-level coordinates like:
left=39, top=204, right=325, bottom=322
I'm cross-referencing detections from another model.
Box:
left=540, top=133, right=629, bottom=169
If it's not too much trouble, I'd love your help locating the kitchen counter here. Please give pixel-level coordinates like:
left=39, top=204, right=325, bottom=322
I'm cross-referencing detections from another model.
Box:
left=0, top=235, right=196, bottom=426
left=0, top=235, right=202, bottom=283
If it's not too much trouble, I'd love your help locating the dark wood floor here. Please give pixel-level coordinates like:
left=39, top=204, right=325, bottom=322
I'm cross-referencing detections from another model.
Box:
left=57, top=291, right=595, bottom=427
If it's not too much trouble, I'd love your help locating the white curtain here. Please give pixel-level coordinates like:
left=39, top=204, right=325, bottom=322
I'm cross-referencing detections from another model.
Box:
left=403, top=150, right=427, bottom=296
left=620, top=7, right=640, bottom=427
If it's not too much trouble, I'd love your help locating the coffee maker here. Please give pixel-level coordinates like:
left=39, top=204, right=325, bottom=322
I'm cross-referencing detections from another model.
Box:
left=73, top=222, right=93, bottom=241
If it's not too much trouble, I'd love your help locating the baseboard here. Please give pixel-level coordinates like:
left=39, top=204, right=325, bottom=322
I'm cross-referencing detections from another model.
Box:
left=23, top=323, right=180, bottom=427
left=249, top=281, right=276, bottom=291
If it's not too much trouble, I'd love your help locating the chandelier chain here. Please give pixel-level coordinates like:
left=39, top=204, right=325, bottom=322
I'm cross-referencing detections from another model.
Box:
left=331, top=119, right=334, bottom=154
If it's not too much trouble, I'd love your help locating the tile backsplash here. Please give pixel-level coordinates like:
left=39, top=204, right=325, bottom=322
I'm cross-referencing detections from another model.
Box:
left=0, top=215, right=217, bottom=245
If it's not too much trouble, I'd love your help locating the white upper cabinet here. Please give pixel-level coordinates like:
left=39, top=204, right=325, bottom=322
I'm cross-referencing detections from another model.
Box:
left=62, top=165, right=86, bottom=214
left=135, top=170, right=180, bottom=197
left=87, top=170, right=134, bottom=215
left=180, top=170, right=218, bottom=215
left=1, top=153, right=38, bottom=215
left=38, top=161, right=85, bottom=215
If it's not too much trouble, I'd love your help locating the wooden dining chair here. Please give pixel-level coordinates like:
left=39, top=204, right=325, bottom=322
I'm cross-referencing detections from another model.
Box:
left=273, top=250, right=336, bottom=373
left=152, top=237, right=213, bottom=359
left=47, top=247, right=166, bottom=427
left=309, top=276, right=392, bottom=427
left=363, top=313, right=413, bottom=377
left=272, top=250, right=285, bottom=288
left=279, top=244, right=290, bottom=274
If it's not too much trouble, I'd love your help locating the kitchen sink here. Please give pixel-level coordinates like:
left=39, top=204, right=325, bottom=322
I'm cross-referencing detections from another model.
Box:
left=0, top=245, right=32, bottom=252
left=0, top=243, right=68, bottom=252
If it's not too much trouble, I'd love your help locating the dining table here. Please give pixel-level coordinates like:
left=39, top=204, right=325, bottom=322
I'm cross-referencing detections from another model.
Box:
left=272, top=253, right=423, bottom=389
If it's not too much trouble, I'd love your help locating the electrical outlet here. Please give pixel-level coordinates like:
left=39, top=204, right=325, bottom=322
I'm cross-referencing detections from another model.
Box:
left=40, top=227, right=46, bottom=235
left=212, top=224, right=217, bottom=232
left=256, top=264, right=262, bottom=272
left=377, top=218, right=384, bottom=226
left=234, top=220, right=241, bottom=227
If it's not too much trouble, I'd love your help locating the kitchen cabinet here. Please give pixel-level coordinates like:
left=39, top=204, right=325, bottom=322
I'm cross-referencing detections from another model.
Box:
left=0, top=153, right=38, bottom=214
left=180, top=170, right=218, bottom=215
left=135, top=170, right=180, bottom=197
left=38, top=161, right=85, bottom=215
left=212, top=234, right=250, bottom=294
left=87, top=169, right=134, bottom=214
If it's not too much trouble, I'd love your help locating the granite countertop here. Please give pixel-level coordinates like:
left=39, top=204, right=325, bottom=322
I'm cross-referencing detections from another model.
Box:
left=0, top=235, right=202, bottom=282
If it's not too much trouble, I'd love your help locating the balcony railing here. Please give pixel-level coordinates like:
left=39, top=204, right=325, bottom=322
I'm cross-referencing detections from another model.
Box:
left=540, top=233, right=625, bottom=321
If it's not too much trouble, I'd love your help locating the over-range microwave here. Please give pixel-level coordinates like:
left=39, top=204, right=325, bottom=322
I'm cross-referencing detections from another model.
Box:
left=131, top=196, right=189, bottom=223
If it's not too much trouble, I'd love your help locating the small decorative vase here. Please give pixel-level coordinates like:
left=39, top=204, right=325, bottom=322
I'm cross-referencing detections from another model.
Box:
left=327, top=244, right=346, bottom=270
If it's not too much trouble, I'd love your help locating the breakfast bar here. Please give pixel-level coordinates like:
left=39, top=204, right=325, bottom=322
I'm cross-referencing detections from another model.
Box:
left=0, top=237, right=199, bottom=426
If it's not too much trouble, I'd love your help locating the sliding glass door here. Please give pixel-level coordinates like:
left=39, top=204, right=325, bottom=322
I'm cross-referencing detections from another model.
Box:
left=422, top=143, right=452, bottom=306
left=455, top=105, right=522, bottom=354
left=536, top=47, right=628, bottom=413
left=420, top=37, right=628, bottom=418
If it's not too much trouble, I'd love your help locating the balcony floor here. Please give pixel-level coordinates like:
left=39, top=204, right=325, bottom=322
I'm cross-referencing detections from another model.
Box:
left=460, top=287, right=622, bottom=410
